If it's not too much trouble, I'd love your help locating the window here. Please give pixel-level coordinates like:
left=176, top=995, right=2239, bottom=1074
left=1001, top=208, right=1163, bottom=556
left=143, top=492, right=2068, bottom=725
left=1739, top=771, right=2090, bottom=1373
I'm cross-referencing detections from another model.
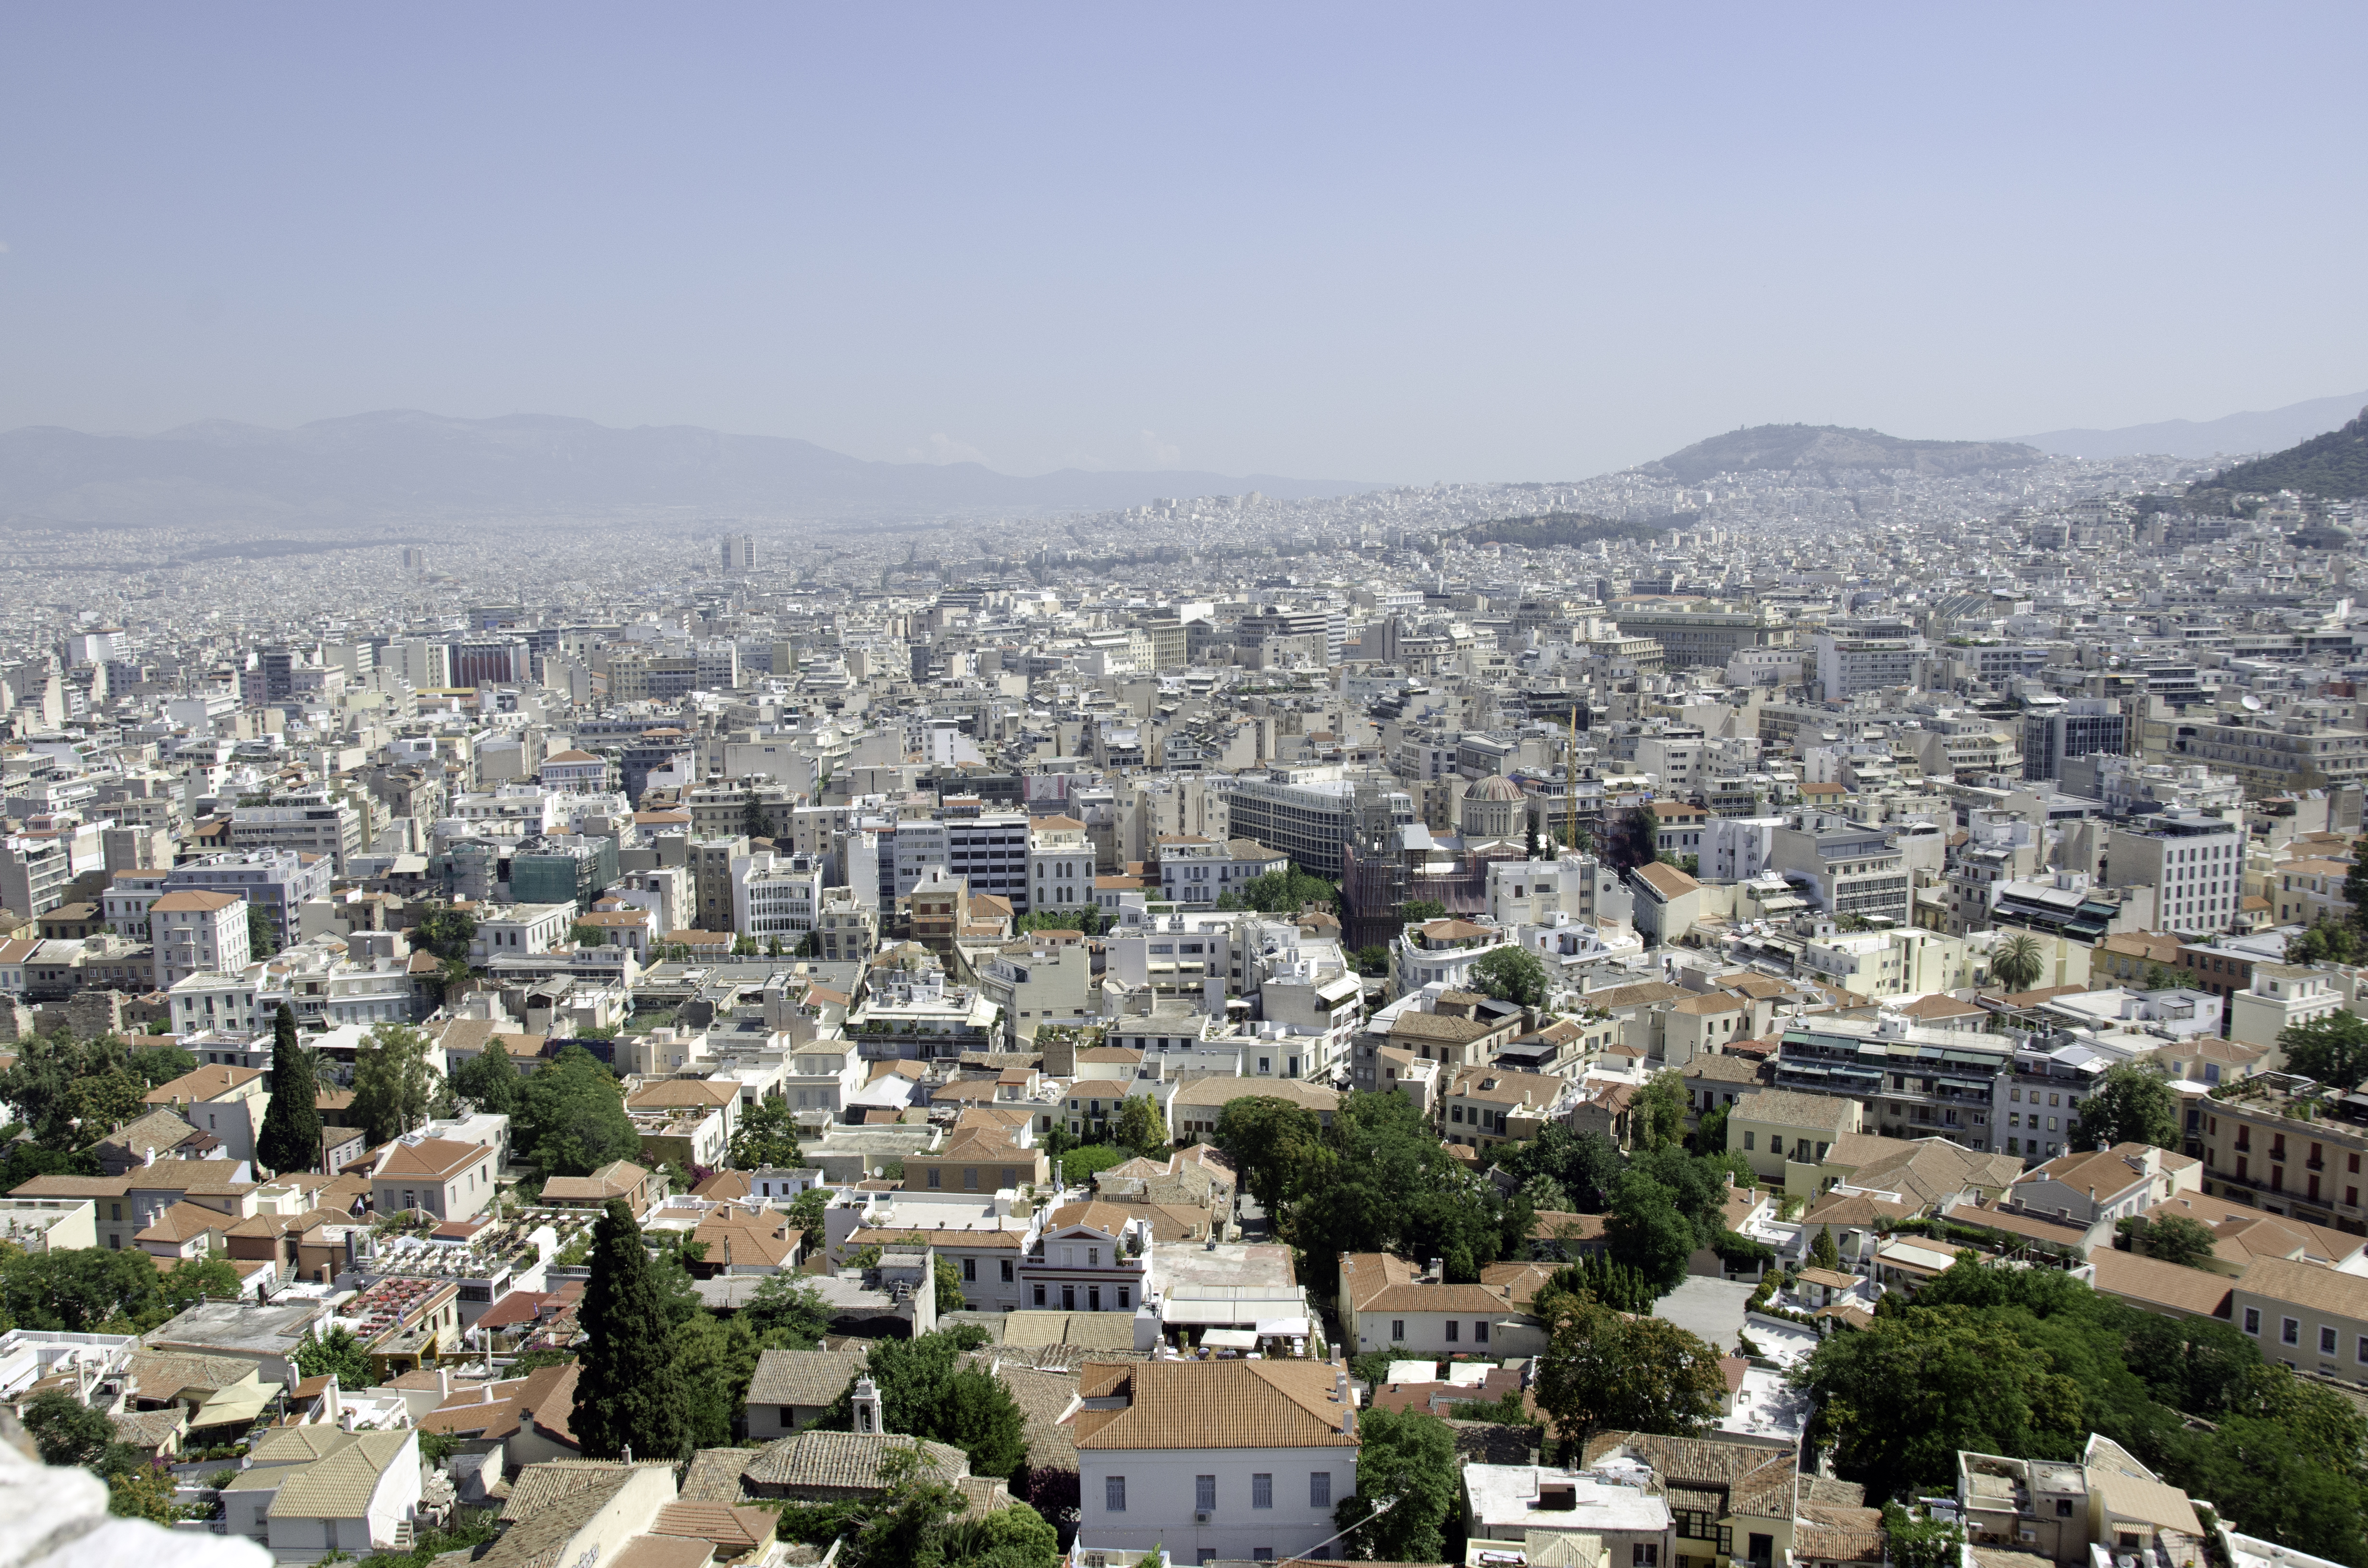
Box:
left=1310, top=1472, right=1331, bottom=1508
left=1105, top=1475, right=1126, bottom=1513
left=1636, top=1549, right=1660, bottom=1568
left=2320, top=1326, right=2338, bottom=1356
left=1390, top=1320, right=1405, bottom=1341
left=963, top=1257, right=976, bottom=1282
left=1001, top=1259, right=1013, bottom=1283
left=1033, top=1284, right=1046, bottom=1307
left=1197, top=1475, right=1217, bottom=1512
left=1444, top=1320, right=1459, bottom=1343
left=1474, top=1320, right=1490, bottom=1344
left=1253, top=1473, right=1273, bottom=1509
left=2055, top=1500, right=2075, bottom=1519
left=2282, top=1317, right=2301, bottom=1346
left=1742, top=1131, right=1755, bottom=1151
left=2244, top=1307, right=2260, bottom=1335
left=928, top=1169, right=942, bottom=1189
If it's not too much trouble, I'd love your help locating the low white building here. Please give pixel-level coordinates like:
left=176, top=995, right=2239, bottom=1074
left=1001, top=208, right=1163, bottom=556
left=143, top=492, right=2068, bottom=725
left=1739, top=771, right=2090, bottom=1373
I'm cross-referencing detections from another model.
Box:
left=468, top=902, right=575, bottom=964
left=1069, top=1359, right=1359, bottom=1563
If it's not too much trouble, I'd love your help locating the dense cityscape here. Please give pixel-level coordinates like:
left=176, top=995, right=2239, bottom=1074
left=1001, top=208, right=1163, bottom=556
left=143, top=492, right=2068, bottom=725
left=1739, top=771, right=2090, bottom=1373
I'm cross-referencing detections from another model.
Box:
left=4, top=405, right=2368, bottom=1568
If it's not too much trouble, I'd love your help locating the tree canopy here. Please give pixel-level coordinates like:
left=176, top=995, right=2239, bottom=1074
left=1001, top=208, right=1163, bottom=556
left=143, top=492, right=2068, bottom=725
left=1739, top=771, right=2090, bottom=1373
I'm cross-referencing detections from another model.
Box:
left=515, top=1044, right=642, bottom=1176
left=1233, top=865, right=1338, bottom=915
left=1532, top=1290, right=1726, bottom=1450
left=572, top=1199, right=692, bottom=1460
left=1991, top=932, right=2047, bottom=993
left=728, top=1096, right=802, bottom=1169
left=1471, top=945, right=1549, bottom=1008
left=1334, top=1407, right=1461, bottom=1562
left=450, top=1038, right=522, bottom=1118
left=1796, top=1254, right=2368, bottom=1563
left=2072, top=1063, right=2179, bottom=1151
left=817, top=1327, right=1029, bottom=1481
left=256, top=1004, right=323, bottom=1175
left=349, top=1022, right=443, bottom=1146
left=2278, top=1010, right=2368, bottom=1093
left=1, top=1245, right=236, bottom=1335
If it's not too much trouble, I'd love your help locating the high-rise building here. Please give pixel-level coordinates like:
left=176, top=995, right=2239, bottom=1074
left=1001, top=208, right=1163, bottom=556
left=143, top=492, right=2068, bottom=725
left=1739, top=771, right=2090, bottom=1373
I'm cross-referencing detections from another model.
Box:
left=721, top=534, right=757, bottom=573
left=2023, top=699, right=2128, bottom=782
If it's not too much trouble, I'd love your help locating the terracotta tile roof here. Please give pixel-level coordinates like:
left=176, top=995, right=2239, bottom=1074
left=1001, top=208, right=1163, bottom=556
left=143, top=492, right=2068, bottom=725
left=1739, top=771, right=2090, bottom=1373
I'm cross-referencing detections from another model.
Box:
left=420, top=1361, right=581, bottom=1447
left=1584, top=1430, right=1799, bottom=1519
left=2236, top=1255, right=2368, bottom=1321
left=738, top=1430, right=969, bottom=1491
left=2087, top=1251, right=2233, bottom=1320
left=1067, top=1358, right=1359, bottom=1450
left=648, top=1501, right=781, bottom=1554
left=136, top=1200, right=234, bottom=1245
left=142, top=1064, right=264, bottom=1104
left=374, top=1137, right=487, bottom=1180
left=627, top=1078, right=742, bottom=1110
left=267, top=1428, right=415, bottom=1520
left=746, top=1348, right=868, bottom=1410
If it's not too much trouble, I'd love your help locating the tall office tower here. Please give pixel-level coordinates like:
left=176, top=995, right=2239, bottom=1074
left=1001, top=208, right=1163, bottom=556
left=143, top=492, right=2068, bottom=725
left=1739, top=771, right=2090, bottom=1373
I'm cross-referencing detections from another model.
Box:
left=722, top=534, right=757, bottom=572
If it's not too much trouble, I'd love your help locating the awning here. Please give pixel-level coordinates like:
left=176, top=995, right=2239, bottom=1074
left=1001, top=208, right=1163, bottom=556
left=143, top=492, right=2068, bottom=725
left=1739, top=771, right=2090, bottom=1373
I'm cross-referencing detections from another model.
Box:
left=1253, top=1317, right=1311, bottom=1338
left=1201, top=1328, right=1258, bottom=1349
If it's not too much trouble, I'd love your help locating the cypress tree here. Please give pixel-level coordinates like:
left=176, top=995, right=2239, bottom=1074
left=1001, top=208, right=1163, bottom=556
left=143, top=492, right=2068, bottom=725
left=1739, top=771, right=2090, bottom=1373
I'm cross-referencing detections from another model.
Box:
left=255, top=1004, right=322, bottom=1176
left=571, top=1199, right=691, bottom=1460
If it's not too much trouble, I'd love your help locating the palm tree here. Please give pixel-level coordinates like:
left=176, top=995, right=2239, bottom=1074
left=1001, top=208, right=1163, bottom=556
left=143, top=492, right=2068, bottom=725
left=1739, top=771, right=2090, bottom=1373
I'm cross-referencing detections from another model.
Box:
left=1992, top=931, right=2046, bottom=993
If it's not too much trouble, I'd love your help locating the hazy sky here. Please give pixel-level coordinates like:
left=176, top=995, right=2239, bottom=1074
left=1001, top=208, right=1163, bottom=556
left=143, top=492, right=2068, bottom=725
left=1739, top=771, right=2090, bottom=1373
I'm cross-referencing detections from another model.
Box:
left=3, top=5, right=2363, bottom=482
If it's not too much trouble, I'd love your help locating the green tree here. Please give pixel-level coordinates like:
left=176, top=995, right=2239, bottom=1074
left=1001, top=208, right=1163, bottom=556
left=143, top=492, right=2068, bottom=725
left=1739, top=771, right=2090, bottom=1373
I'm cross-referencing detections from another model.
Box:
left=1334, top=1406, right=1460, bottom=1564
left=105, top=1460, right=190, bottom=1524
left=671, top=1310, right=767, bottom=1449
left=2288, top=918, right=2359, bottom=967
left=1111, top=1092, right=1167, bottom=1157
left=932, top=1501, right=1061, bottom=1568
left=1213, top=1094, right=1323, bottom=1215
left=1602, top=1175, right=1700, bottom=1293
left=1796, top=1296, right=2087, bottom=1503
left=1, top=1245, right=170, bottom=1332
left=741, top=1271, right=833, bottom=1347
left=1533, top=1293, right=1726, bottom=1450
left=2345, top=845, right=2368, bottom=938
left=1883, top=1502, right=1968, bottom=1568
left=1237, top=865, right=1338, bottom=915
left=2278, top=1009, right=2368, bottom=1092
left=572, top=1199, right=692, bottom=1460
left=2118, top=1213, right=2217, bottom=1268
left=1991, top=931, right=2046, bottom=993
left=1535, top=1255, right=1658, bottom=1314
left=2073, top=1062, right=2179, bottom=1150
left=247, top=902, right=281, bottom=959
left=1631, top=1068, right=1689, bottom=1151
left=1398, top=897, right=1448, bottom=924
left=728, top=1096, right=802, bottom=1169
left=1606, top=806, right=1658, bottom=871
left=1493, top=1124, right=1623, bottom=1213
left=450, top=1038, right=521, bottom=1117
left=818, top=1328, right=1029, bottom=1481
left=349, top=1023, right=441, bottom=1145
left=1350, top=944, right=1390, bottom=976
left=741, top=786, right=770, bottom=840
left=1471, top=945, right=1549, bottom=1008
left=1687, top=1099, right=1733, bottom=1159
left=161, top=1255, right=241, bottom=1311
left=256, top=1004, right=323, bottom=1175
left=21, top=1388, right=118, bottom=1468
left=515, top=1044, right=641, bottom=1176
left=1285, top=1090, right=1523, bottom=1292
left=935, top=1255, right=968, bottom=1315
left=294, top=1324, right=376, bottom=1385
left=1810, top=1225, right=1842, bottom=1272
left=413, top=903, right=478, bottom=963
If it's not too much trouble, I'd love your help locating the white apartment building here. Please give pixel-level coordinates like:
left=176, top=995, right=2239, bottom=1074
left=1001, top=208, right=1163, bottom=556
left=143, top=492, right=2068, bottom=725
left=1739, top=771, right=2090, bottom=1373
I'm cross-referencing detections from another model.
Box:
left=151, top=890, right=252, bottom=991
left=977, top=939, right=1097, bottom=1047
left=2107, top=809, right=2245, bottom=937
left=101, top=869, right=171, bottom=940
left=883, top=812, right=1032, bottom=911
left=468, top=903, right=575, bottom=964
left=1026, top=815, right=1096, bottom=913
left=1156, top=836, right=1289, bottom=908
left=1072, top=1359, right=1359, bottom=1564
left=170, top=970, right=263, bottom=1040
left=731, top=852, right=826, bottom=940
left=229, top=801, right=364, bottom=873
left=2229, top=964, right=2350, bottom=1054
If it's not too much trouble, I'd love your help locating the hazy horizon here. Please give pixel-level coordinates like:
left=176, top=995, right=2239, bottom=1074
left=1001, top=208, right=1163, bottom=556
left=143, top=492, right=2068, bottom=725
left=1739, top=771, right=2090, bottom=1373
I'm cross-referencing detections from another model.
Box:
left=3, top=4, right=2363, bottom=483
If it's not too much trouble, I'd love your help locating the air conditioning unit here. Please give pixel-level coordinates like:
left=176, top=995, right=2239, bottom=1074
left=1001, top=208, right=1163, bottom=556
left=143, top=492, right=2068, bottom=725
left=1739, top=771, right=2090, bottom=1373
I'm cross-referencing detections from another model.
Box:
left=1195, top=1511, right=1213, bottom=1525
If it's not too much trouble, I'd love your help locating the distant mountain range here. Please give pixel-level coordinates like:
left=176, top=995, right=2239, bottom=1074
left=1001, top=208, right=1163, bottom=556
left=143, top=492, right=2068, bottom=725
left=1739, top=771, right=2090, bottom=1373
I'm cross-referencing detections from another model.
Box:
left=0, top=409, right=1371, bottom=531
left=2013, top=390, right=2368, bottom=459
left=1640, top=424, right=2042, bottom=485
left=2186, top=405, right=2368, bottom=502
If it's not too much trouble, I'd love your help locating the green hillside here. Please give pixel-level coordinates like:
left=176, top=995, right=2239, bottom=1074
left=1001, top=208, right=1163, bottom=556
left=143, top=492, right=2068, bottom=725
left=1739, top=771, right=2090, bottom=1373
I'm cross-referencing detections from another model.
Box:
left=2187, top=405, right=2368, bottom=501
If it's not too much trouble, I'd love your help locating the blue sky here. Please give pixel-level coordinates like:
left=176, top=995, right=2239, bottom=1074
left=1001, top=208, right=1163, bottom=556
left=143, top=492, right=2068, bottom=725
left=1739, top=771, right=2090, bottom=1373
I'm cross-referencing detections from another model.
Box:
left=1, top=4, right=2362, bottom=480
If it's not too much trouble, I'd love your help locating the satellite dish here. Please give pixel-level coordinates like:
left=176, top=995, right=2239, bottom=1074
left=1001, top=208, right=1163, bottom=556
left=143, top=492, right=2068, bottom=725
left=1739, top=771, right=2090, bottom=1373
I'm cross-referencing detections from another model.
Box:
left=2241, top=695, right=2264, bottom=711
